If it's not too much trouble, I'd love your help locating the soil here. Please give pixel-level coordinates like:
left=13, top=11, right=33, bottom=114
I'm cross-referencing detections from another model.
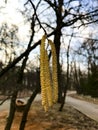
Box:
left=0, top=101, right=98, bottom=130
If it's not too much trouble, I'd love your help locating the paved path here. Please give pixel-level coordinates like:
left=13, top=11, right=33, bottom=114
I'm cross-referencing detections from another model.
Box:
left=0, top=94, right=98, bottom=122
left=66, top=96, right=98, bottom=122
left=0, top=100, right=10, bottom=111
left=0, top=95, right=41, bottom=111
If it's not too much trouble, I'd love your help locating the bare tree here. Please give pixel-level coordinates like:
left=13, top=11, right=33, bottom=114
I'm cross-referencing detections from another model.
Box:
left=0, top=0, right=98, bottom=129
left=0, top=23, right=19, bottom=64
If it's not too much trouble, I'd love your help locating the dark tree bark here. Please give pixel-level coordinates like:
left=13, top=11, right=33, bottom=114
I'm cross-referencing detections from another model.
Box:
left=53, top=0, right=63, bottom=103
left=19, top=87, right=40, bottom=130
left=4, top=90, right=18, bottom=130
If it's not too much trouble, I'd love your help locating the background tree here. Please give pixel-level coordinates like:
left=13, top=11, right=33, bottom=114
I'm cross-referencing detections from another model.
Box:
left=0, top=23, right=19, bottom=64
left=75, top=36, right=98, bottom=97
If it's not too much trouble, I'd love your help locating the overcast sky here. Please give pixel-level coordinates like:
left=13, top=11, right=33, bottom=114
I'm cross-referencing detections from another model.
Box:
left=0, top=0, right=30, bottom=43
left=0, top=0, right=98, bottom=70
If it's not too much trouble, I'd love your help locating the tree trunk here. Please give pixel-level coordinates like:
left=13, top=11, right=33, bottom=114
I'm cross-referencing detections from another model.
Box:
left=59, top=44, right=70, bottom=111
left=59, top=32, right=72, bottom=111
left=53, top=0, right=64, bottom=103
left=54, top=36, right=62, bottom=103
left=4, top=90, right=18, bottom=130
left=19, top=88, right=39, bottom=130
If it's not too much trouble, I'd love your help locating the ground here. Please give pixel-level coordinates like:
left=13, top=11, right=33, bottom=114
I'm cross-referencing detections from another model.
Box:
left=0, top=99, right=98, bottom=130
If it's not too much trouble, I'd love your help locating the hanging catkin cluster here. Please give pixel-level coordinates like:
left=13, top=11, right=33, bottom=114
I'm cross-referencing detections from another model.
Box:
left=40, top=35, right=58, bottom=111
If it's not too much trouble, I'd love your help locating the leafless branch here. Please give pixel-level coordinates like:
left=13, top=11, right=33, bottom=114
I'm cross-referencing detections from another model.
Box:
left=44, top=0, right=57, bottom=12
left=41, top=22, right=55, bottom=30
left=28, top=0, right=47, bottom=35
left=0, top=96, right=10, bottom=105
left=78, top=19, right=98, bottom=28
left=0, top=28, right=56, bottom=77
left=65, top=34, right=98, bottom=42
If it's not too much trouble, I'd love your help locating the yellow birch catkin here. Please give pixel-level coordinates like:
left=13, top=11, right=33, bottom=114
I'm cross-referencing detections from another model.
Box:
left=44, top=50, right=53, bottom=107
left=48, top=40, right=58, bottom=103
left=40, top=35, right=52, bottom=111
left=40, top=35, right=48, bottom=109
left=40, top=35, right=58, bottom=111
